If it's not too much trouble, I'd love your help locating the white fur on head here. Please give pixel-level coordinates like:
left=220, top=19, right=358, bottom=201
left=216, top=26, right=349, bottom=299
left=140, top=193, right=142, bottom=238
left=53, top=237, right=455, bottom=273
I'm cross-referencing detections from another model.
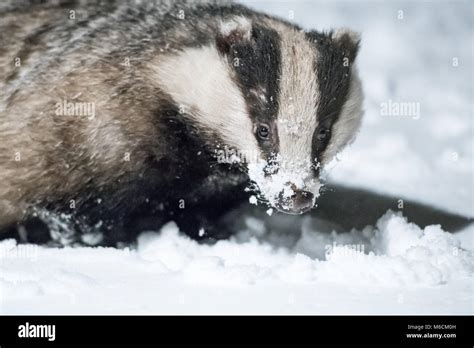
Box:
left=148, top=45, right=258, bottom=157
left=321, top=65, right=364, bottom=165
left=218, top=16, right=252, bottom=40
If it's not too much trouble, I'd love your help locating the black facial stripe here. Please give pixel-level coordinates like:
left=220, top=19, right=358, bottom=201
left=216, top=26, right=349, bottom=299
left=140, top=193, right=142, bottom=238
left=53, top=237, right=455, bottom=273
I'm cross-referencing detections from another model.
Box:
left=227, top=24, right=281, bottom=160
left=309, top=31, right=356, bottom=173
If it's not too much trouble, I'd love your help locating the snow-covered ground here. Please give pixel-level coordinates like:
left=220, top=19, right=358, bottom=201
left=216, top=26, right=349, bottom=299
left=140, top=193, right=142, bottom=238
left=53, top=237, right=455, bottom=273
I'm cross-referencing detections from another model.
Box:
left=1, top=0, right=473, bottom=314
left=1, top=212, right=472, bottom=314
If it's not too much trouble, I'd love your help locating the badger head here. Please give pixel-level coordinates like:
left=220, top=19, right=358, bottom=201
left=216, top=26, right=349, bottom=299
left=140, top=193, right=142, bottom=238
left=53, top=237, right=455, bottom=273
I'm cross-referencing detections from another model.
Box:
left=153, top=16, right=363, bottom=215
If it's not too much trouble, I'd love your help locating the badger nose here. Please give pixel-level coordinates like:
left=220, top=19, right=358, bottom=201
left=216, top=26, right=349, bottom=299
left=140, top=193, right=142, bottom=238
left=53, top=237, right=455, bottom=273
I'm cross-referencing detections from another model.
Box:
left=276, top=189, right=314, bottom=215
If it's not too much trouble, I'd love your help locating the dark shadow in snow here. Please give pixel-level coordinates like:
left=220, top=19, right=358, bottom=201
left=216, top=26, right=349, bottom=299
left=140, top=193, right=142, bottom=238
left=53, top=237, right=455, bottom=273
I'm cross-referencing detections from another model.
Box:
left=225, top=183, right=473, bottom=239
left=313, top=183, right=472, bottom=232
left=2, top=183, right=471, bottom=246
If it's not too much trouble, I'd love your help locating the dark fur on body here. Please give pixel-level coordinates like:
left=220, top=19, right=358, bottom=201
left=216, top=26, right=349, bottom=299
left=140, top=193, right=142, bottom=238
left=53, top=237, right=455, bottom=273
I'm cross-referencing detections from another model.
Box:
left=0, top=0, right=362, bottom=244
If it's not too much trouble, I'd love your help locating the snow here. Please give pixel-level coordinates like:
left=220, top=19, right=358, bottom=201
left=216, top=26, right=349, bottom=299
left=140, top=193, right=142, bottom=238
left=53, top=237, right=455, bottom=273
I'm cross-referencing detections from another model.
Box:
left=1, top=212, right=472, bottom=314
left=0, top=1, right=473, bottom=314
left=248, top=195, right=258, bottom=205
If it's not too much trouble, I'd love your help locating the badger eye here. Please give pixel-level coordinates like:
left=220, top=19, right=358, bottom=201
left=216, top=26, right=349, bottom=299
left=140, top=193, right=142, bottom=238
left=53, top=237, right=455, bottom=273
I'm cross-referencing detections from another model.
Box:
left=257, top=124, right=270, bottom=140
left=317, top=127, right=330, bottom=141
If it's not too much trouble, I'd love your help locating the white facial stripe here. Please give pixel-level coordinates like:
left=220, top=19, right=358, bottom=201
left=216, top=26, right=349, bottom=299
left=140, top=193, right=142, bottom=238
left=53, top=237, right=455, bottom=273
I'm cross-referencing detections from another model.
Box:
left=321, top=64, right=364, bottom=165
left=275, top=25, right=319, bottom=175
left=255, top=23, right=319, bottom=189
left=148, top=45, right=258, bottom=154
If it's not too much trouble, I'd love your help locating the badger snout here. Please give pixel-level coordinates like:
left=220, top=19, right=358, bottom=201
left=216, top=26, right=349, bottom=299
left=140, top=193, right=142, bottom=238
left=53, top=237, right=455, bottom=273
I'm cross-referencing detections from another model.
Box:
left=275, top=184, right=315, bottom=215
left=248, top=161, right=321, bottom=215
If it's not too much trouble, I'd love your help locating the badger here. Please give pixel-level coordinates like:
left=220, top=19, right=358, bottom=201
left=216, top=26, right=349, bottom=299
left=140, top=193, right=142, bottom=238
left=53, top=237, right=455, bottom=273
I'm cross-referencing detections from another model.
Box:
left=0, top=0, right=363, bottom=245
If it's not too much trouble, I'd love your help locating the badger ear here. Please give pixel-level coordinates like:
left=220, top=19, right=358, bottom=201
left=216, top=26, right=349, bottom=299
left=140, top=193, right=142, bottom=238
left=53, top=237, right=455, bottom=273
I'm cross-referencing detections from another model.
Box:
left=216, top=16, right=253, bottom=55
left=332, top=28, right=361, bottom=64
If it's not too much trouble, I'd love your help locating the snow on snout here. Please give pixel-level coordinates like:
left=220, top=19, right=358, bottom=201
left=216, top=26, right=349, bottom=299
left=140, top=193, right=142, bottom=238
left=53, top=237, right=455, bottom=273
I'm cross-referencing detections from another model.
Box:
left=247, top=156, right=321, bottom=207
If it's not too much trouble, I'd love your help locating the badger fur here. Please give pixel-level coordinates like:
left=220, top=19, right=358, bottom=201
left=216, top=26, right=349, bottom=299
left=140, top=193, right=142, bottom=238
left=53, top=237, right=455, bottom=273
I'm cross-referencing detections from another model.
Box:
left=0, top=0, right=364, bottom=244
